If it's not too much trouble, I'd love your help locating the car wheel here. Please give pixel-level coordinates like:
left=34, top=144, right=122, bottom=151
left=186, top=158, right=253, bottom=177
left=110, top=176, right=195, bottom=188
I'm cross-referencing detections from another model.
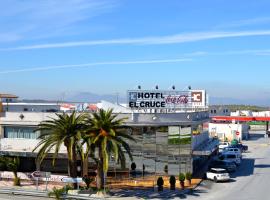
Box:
left=214, top=176, right=218, bottom=183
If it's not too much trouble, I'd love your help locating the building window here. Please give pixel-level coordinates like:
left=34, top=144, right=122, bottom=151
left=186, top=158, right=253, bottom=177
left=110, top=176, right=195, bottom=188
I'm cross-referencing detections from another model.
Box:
left=4, top=127, right=39, bottom=139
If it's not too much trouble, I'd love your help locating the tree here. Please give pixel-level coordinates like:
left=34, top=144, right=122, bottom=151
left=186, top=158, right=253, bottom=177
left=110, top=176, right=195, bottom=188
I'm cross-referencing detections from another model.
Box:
left=0, top=157, right=21, bottom=186
left=33, top=111, right=87, bottom=183
left=85, top=109, right=135, bottom=192
left=77, top=131, right=96, bottom=177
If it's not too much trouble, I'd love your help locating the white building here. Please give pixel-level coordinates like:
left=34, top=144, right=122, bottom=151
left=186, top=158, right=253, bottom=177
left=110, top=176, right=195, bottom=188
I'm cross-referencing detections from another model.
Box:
left=0, top=90, right=216, bottom=176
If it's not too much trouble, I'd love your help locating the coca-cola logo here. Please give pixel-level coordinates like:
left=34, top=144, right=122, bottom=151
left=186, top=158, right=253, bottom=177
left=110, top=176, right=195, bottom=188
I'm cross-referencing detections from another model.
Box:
left=165, top=95, right=189, bottom=104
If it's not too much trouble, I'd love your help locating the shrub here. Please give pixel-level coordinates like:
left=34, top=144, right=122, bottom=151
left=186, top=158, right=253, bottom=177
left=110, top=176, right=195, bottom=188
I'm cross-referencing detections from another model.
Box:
left=157, top=177, right=164, bottom=191
left=185, top=172, right=192, bottom=181
left=82, top=176, right=94, bottom=189
left=170, top=176, right=176, bottom=190
left=169, top=176, right=176, bottom=185
left=131, top=162, right=136, bottom=171
left=164, top=165, right=168, bottom=174
left=48, top=187, right=65, bottom=200
left=157, top=177, right=164, bottom=186
left=179, top=173, right=185, bottom=182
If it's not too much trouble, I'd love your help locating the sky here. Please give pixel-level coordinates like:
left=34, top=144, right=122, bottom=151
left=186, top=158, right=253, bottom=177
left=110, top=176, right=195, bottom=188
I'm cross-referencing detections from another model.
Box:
left=1, top=0, right=270, bottom=104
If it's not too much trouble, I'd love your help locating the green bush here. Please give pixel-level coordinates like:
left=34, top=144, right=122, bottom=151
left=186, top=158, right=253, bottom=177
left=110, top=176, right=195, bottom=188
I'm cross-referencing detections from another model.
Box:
left=48, top=187, right=65, bottom=200
left=179, top=173, right=185, bottom=182
left=82, top=176, right=94, bottom=189
left=168, top=137, right=191, bottom=145
left=185, top=172, right=192, bottom=181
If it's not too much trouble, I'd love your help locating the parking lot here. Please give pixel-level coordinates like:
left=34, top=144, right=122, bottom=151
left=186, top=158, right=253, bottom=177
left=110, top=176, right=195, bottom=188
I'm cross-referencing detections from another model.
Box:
left=184, top=130, right=270, bottom=200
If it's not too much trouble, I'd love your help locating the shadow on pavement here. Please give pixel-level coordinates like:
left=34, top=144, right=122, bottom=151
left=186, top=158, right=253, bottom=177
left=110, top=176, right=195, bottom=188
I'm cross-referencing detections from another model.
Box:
left=230, top=158, right=254, bottom=178
left=110, top=188, right=208, bottom=199
left=248, top=133, right=265, bottom=141
left=254, top=164, right=270, bottom=168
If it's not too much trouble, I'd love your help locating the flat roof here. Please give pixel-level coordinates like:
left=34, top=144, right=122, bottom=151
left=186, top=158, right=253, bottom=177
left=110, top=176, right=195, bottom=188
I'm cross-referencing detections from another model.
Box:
left=0, top=94, right=18, bottom=99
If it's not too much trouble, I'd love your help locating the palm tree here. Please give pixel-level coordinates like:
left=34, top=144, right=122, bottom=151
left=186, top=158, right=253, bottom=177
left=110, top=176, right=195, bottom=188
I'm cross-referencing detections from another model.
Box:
left=33, top=111, right=87, bottom=180
left=85, top=109, right=135, bottom=191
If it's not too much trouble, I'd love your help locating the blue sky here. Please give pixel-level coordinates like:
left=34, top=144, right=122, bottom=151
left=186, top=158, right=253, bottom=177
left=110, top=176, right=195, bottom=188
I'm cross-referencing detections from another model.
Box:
left=1, top=0, right=270, bottom=103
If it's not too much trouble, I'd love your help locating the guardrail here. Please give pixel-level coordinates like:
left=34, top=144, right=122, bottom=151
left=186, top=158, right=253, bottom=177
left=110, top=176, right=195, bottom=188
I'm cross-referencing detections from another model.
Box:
left=0, top=187, right=106, bottom=199
left=0, top=188, right=49, bottom=197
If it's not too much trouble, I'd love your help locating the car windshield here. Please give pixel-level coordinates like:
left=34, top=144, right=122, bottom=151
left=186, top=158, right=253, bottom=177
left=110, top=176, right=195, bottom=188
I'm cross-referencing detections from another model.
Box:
left=217, top=170, right=227, bottom=174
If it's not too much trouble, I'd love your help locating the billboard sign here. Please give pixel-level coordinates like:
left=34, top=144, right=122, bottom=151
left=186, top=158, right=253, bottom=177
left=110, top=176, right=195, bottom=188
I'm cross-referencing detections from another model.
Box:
left=127, top=90, right=206, bottom=109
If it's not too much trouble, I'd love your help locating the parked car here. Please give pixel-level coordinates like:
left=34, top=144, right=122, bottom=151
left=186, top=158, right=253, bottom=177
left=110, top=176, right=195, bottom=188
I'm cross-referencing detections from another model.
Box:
left=206, top=168, right=230, bottom=182
left=223, top=147, right=242, bottom=158
left=209, top=159, right=237, bottom=172
left=230, top=144, right=248, bottom=152
left=219, top=142, right=230, bottom=152
left=219, top=153, right=241, bottom=166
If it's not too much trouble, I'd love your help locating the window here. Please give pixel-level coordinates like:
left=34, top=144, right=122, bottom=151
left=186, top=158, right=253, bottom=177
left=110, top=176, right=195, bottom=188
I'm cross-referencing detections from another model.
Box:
left=4, top=127, right=40, bottom=139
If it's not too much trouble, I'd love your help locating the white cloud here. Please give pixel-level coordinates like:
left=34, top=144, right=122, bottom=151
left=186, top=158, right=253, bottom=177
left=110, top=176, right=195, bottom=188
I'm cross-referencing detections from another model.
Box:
left=216, top=17, right=270, bottom=28
left=0, top=0, right=116, bottom=42
left=3, top=30, right=270, bottom=51
left=195, top=49, right=270, bottom=56
left=0, top=58, right=191, bottom=74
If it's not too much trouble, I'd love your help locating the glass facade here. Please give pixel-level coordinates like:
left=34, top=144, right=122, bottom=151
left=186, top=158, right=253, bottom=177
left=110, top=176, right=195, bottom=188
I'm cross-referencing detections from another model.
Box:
left=4, top=126, right=40, bottom=139
left=128, top=125, right=192, bottom=178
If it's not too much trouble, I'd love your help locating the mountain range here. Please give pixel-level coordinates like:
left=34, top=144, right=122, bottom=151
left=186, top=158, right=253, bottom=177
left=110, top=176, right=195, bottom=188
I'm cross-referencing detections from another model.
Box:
left=21, top=92, right=270, bottom=106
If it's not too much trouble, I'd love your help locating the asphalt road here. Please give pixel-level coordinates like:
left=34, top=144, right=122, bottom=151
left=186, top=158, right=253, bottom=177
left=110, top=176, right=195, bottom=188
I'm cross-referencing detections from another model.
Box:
left=184, top=130, right=270, bottom=200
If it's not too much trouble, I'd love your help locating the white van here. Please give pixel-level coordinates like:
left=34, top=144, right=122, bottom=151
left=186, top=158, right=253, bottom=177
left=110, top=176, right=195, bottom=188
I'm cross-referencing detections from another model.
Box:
left=219, top=153, right=241, bottom=166
left=219, top=142, right=230, bottom=152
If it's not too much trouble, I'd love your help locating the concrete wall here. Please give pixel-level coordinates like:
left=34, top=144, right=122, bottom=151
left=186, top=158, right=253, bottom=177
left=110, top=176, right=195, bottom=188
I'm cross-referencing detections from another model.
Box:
left=0, top=112, right=56, bottom=126
left=0, top=138, right=66, bottom=153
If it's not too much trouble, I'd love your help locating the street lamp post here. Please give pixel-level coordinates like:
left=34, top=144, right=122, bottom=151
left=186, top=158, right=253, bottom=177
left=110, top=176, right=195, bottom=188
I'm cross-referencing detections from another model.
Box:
left=77, top=166, right=81, bottom=190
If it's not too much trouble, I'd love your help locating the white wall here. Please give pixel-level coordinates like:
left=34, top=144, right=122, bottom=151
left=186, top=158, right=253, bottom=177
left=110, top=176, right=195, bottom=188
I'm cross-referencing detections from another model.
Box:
left=208, top=123, right=248, bottom=141
left=0, top=138, right=66, bottom=153
left=0, top=112, right=56, bottom=126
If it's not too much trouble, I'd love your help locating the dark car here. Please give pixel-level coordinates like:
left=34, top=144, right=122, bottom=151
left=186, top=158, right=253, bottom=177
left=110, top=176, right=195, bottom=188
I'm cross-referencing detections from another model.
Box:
left=230, top=144, right=248, bottom=152
left=209, top=160, right=237, bottom=172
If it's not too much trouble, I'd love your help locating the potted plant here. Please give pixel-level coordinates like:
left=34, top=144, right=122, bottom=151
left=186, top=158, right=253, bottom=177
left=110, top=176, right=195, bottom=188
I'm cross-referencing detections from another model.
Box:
left=157, top=177, right=164, bottom=192
left=169, top=176, right=176, bottom=190
left=179, top=173, right=185, bottom=189
left=185, top=172, right=192, bottom=186
left=131, top=162, right=136, bottom=177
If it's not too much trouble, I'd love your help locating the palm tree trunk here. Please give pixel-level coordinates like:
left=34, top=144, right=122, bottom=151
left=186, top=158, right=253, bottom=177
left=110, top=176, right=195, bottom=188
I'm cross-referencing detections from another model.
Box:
left=96, top=147, right=104, bottom=190
left=67, top=146, right=78, bottom=188
left=82, top=156, right=88, bottom=176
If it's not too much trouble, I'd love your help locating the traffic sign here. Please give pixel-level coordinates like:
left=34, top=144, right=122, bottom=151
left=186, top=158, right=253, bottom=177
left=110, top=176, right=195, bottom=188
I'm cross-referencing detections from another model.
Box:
left=236, top=131, right=240, bottom=136
left=31, top=171, right=51, bottom=178
left=61, top=177, right=83, bottom=183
